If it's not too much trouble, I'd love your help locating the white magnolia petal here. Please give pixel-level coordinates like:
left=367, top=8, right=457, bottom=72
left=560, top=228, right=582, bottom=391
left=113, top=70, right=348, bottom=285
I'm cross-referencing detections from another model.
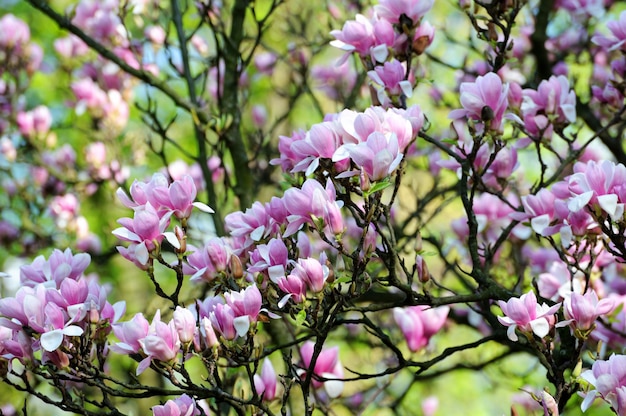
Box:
left=567, top=191, right=594, bottom=212
left=530, top=214, right=551, bottom=235
left=322, top=373, right=344, bottom=398
left=63, top=325, right=84, bottom=337
left=135, top=242, right=150, bottom=265
left=192, top=201, right=215, bottom=213
left=530, top=318, right=550, bottom=338
left=163, top=232, right=181, bottom=249
left=233, top=316, right=250, bottom=338
left=40, top=330, right=64, bottom=352
left=250, top=225, right=266, bottom=242
left=597, top=194, right=619, bottom=217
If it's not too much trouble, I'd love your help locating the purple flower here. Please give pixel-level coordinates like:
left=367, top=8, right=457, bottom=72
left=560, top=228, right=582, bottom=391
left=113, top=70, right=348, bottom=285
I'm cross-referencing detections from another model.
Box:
left=111, top=313, right=150, bottom=354
left=393, top=305, right=449, bottom=352
left=224, top=285, right=263, bottom=335
left=299, top=341, right=344, bottom=398
left=567, top=160, right=626, bottom=219
left=592, top=11, right=626, bottom=51
left=248, top=238, right=289, bottom=281
left=510, top=189, right=558, bottom=236
left=137, top=311, right=181, bottom=374
left=449, top=72, right=509, bottom=133
left=563, top=290, right=614, bottom=333
left=283, top=179, right=345, bottom=237
left=173, top=307, right=197, bottom=344
left=375, top=0, right=434, bottom=26
left=580, top=354, right=626, bottom=412
left=113, top=203, right=176, bottom=265
left=330, top=15, right=376, bottom=61
left=497, top=291, right=561, bottom=341
left=367, top=59, right=413, bottom=107
left=521, top=75, right=576, bottom=137
left=152, top=394, right=201, bottom=416
left=254, top=358, right=278, bottom=401
left=334, top=130, right=404, bottom=182
left=290, top=256, right=330, bottom=294
left=20, top=248, right=90, bottom=288
left=0, top=14, right=30, bottom=49
left=184, top=238, right=232, bottom=283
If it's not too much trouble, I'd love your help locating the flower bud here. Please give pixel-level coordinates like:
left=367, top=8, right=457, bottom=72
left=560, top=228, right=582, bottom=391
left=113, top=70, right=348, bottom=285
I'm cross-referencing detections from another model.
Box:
left=416, top=255, right=430, bottom=283
left=229, top=254, right=244, bottom=279
left=174, top=225, right=187, bottom=253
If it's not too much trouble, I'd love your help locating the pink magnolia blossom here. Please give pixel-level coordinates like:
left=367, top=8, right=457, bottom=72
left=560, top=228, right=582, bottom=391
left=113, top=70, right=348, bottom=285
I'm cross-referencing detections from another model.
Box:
left=299, top=341, right=344, bottom=398
left=521, top=75, right=576, bottom=137
left=19, top=248, right=90, bottom=288
left=225, top=201, right=277, bottom=250
left=580, top=354, right=626, bottom=412
left=173, top=307, right=197, bottom=344
left=334, top=131, right=403, bottom=182
left=393, top=305, right=449, bottom=352
left=449, top=72, right=509, bottom=133
left=330, top=15, right=376, bottom=61
left=254, top=358, right=278, bottom=401
left=567, top=160, right=626, bottom=219
left=367, top=59, right=413, bottom=107
left=290, top=256, right=330, bottom=293
left=282, top=179, right=345, bottom=237
left=111, top=312, right=150, bottom=354
left=224, top=285, right=263, bottom=335
left=563, top=290, right=615, bottom=332
left=270, top=129, right=307, bottom=172
left=150, top=174, right=214, bottom=219
left=497, top=291, right=561, bottom=341
left=0, top=14, right=30, bottom=49
left=16, top=106, right=52, bottom=138
left=375, top=0, right=434, bottom=26
left=184, top=238, right=231, bottom=283
left=510, top=189, right=558, bottom=236
left=113, top=202, right=177, bottom=265
left=290, top=121, right=344, bottom=176
left=276, top=274, right=307, bottom=307
left=537, top=260, right=586, bottom=301
left=152, top=394, right=201, bottom=416
left=592, top=11, right=626, bottom=51
left=209, top=303, right=240, bottom=340
left=248, top=238, right=289, bottom=282
left=137, top=311, right=181, bottom=374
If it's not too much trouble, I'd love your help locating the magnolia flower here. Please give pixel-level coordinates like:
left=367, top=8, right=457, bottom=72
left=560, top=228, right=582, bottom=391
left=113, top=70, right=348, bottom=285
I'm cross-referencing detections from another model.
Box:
left=449, top=72, right=509, bottom=133
left=393, top=305, right=449, bottom=352
left=254, top=358, right=278, bottom=401
left=299, top=341, right=344, bottom=398
left=497, top=291, right=561, bottom=341
left=580, top=354, right=626, bottom=413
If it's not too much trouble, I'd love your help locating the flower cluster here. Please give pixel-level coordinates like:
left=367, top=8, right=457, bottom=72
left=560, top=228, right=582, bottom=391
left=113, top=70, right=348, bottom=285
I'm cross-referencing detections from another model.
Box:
left=272, top=105, right=423, bottom=182
left=0, top=249, right=123, bottom=368
left=330, top=0, right=435, bottom=106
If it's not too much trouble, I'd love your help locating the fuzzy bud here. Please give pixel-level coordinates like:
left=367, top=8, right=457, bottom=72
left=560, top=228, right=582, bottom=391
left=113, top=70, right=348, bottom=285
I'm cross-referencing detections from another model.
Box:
left=229, top=254, right=244, bottom=279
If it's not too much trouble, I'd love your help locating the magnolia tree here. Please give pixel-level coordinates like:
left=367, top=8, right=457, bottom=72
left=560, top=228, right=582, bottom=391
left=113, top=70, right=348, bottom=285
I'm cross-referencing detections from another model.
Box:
left=2, top=0, right=626, bottom=414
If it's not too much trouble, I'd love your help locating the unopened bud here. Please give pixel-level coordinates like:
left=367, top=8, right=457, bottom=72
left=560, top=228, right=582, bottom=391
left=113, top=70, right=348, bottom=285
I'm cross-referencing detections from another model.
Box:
left=416, top=255, right=430, bottom=283
left=360, top=168, right=371, bottom=192
left=415, top=232, right=423, bottom=253
left=487, top=22, right=498, bottom=42
left=325, top=258, right=335, bottom=284
left=412, top=36, right=431, bottom=55
left=89, top=307, right=100, bottom=324
left=229, top=254, right=244, bottom=279
left=174, top=225, right=187, bottom=253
